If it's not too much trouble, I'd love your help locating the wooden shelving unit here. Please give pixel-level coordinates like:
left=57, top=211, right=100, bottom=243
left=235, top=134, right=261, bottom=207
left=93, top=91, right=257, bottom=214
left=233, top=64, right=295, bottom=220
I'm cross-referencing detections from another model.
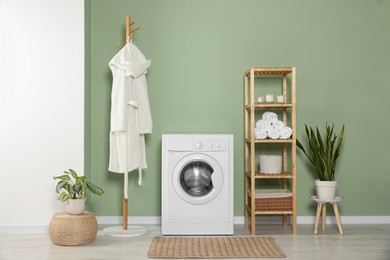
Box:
left=244, top=67, right=297, bottom=235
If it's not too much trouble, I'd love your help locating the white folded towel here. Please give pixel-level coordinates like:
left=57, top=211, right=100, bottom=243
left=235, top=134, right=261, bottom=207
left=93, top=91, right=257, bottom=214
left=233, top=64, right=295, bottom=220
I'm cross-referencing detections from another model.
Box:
left=272, top=120, right=285, bottom=130
left=256, top=120, right=272, bottom=130
left=262, top=111, right=278, bottom=122
left=267, top=128, right=280, bottom=139
left=279, top=126, right=293, bottom=139
left=255, top=128, right=267, bottom=139
left=265, top=125, right=274, bottom=133
left=261, top=112, right=269, bottom=120
left=255, top=119, right=265, bottom=129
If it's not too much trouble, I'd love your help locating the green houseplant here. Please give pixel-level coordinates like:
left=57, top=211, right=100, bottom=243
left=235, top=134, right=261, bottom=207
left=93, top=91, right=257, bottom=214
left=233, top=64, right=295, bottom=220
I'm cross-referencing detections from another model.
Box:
left=53, top=169, right=104, bottom=214
left=296, top=124, right=345, bottom=200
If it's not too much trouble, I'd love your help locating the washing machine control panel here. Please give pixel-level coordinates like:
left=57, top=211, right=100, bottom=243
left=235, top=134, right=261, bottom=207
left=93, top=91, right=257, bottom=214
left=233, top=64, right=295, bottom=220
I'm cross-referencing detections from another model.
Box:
left=193, top=139, right=226, bottom=151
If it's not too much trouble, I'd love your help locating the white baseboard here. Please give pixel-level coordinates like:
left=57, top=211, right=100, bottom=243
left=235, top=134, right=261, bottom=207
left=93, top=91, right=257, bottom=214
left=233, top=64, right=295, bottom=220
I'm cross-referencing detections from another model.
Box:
left=297, top=216, right=390, bottom=224
left=236, top=215, right=390, bottom=225
left=0, top=225, right=48, bottom=234
left=2, top=216, right=390, bottom=234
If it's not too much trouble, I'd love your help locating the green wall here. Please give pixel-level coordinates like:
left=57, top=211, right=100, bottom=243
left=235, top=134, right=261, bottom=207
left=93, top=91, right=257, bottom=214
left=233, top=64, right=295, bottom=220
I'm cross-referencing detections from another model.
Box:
left=86, top=0, right=390, bottom=217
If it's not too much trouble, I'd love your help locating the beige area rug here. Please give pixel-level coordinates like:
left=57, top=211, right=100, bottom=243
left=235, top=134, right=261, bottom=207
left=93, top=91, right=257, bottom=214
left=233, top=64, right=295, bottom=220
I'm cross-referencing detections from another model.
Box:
left=147, top=236, right=286, bottom=259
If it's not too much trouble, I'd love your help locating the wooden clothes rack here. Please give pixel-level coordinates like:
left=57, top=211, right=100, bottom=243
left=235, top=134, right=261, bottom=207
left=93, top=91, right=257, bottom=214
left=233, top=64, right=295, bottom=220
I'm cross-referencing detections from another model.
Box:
left=126, top=16, right=140, bottom=43
left=104, top=16, right=147, bottom=238
left=123, top=15, right=139, bottom=231
left=117, top=16, right=141, bottom=50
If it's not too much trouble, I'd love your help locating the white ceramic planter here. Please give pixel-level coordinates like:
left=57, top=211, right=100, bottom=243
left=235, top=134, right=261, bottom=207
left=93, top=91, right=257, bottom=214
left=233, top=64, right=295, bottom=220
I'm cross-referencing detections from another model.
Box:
left=314, top=180, right=337, bottom=200
left=65, top=199, right=86, bottom=215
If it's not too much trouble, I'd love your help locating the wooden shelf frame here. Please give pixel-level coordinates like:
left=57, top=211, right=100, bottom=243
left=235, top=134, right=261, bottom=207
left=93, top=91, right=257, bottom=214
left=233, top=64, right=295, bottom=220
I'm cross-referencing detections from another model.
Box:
left=244, top=138, right=294, bottom=144
left=245, top=103, right=293, bottom=109
left=245, top=171, right=294, bottom=179
left=246, top=206, right=294, bottom=214
left=244, top=67, right=297, bottom=235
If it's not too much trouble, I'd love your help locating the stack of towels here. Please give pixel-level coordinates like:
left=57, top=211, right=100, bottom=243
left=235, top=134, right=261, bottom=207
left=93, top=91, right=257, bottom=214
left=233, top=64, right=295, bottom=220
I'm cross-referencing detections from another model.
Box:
left=255, top=111, right=293, bottom=140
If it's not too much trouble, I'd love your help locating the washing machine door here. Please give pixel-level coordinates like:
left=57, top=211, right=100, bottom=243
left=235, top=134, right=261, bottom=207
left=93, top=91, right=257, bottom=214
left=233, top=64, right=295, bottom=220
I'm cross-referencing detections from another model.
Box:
left=172, top=153, right=224, bottom=205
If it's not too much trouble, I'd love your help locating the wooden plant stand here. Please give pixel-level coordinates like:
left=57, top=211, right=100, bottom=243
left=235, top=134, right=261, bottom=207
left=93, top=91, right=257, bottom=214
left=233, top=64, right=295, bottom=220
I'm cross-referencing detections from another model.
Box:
left=311, top=196, right=344, bottom=235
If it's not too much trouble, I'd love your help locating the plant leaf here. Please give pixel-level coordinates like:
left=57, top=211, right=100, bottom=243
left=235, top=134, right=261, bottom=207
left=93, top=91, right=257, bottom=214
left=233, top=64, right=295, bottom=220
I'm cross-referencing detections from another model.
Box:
left=86, top=182, right=104, bottom=196
left=297, top=123, right=345, bottom=181
left=78, top=176, right=87, bottom=182
left=53, top=175, right=71, bottom=181
left=68, top=169, right=79, bottom=181
left=55, top=180, right=68, bottom=193
left=58, top=192, right=70, bottom=202
left=73, top=183, right=82, bottom=194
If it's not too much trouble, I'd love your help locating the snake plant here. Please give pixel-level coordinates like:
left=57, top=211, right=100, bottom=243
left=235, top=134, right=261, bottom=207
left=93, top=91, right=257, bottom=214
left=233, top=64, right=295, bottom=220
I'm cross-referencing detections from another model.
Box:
left=53, top=169, right=104, bottom=202
left=296, top=124, right=345, bottom=181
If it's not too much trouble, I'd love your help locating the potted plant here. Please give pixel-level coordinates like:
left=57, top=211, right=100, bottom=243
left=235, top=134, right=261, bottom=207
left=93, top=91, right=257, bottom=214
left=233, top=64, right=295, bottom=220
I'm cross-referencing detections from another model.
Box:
left=296, top=123, right=345, bottom=200
left=53, top=169, right=104, bottom=215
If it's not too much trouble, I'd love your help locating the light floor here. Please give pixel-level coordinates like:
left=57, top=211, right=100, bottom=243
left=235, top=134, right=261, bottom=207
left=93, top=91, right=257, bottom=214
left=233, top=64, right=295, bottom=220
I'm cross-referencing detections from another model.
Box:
left=1, top=224, right=389, bottom=260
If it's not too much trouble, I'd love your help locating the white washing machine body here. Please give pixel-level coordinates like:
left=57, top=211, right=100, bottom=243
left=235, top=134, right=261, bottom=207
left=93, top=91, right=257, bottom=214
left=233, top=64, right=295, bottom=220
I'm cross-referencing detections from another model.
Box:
left=162, top=134, right=234, bottom=235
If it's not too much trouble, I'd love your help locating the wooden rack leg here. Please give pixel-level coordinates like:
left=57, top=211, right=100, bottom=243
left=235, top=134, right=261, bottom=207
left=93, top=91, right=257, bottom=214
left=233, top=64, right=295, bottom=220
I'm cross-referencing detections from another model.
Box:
left=245, top=208, right=248, bottom=230
left=321, top=204, right=327, bottom=232
left=245, top=175, right=249, bottom=231
left=314, top=203, right=322, bottom=235
left=123, top=197, right=128, bottom=230
left=292, top=212, right=297, bottom=235
left=250, top=177, right=256, bottom=235
left=333, top=203, right=344, bottom=235
left=283, top=177, right=288, bottom=227
left=251, top=209, right=256, bottom=235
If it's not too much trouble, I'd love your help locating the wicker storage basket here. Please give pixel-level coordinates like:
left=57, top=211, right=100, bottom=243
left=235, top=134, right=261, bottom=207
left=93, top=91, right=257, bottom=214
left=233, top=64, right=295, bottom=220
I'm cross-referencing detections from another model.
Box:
left=49, top=211, right=98, bottom=246
left=249, top=189, right=293, bottom=211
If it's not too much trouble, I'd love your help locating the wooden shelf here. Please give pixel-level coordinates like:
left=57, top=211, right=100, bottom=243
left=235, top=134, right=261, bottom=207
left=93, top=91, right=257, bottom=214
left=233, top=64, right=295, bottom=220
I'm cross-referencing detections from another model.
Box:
left=245, top=138, right=293, bottom=144
left=254, top=207, right=293, bottom=213
left=244, top=67, right=297, bottom=235
left=245, top=171, right=293, bottom=179
left=246, top=205, right=293, bottom=215
left=245, top=67, right=294, bottom=77
left=255, top=210, right=294, bottom=214
left=245, top=103, right=293, bottom=109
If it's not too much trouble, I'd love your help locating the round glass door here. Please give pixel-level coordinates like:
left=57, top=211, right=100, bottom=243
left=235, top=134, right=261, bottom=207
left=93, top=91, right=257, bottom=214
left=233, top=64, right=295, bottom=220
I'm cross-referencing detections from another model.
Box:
left=173, top=154, right=224, bottom=205
left=180, top=161, right=214, bottom=197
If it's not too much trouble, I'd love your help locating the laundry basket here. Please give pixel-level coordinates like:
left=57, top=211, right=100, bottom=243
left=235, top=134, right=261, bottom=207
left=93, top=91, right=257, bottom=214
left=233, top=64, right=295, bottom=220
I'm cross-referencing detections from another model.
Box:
left=249, top=189, right=293, bottom=211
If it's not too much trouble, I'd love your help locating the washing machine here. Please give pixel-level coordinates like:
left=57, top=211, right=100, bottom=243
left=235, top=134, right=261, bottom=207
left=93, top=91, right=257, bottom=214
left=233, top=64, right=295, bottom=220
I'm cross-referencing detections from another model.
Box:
left=161, top=134, right=234, bottom=235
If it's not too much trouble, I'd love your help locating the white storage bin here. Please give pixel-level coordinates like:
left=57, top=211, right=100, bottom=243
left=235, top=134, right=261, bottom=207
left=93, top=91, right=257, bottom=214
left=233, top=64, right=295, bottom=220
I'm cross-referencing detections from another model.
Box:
left=259, top=155, right=282, bottom=174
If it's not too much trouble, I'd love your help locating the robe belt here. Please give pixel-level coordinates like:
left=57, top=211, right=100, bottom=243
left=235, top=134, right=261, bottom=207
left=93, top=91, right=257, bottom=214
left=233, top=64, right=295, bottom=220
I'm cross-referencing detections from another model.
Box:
left=127, top=100, right=139, bottom=108
left=127, top=100, right=143, bottom=186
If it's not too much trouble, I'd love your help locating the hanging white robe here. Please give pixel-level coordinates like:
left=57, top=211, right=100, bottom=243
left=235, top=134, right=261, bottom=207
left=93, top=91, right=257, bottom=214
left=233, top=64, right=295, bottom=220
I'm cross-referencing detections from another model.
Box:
left=108, top=41, right=152, bottom=187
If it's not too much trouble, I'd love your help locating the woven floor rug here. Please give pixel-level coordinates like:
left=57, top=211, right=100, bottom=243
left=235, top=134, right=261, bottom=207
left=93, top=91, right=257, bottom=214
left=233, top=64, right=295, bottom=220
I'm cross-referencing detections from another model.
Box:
left=147, top=236, right=285, bottom=259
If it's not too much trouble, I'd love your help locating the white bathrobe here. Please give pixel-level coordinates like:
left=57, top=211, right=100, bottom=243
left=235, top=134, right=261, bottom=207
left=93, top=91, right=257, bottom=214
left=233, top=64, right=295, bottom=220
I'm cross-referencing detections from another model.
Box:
left=108, top=41, right=152, bottom=190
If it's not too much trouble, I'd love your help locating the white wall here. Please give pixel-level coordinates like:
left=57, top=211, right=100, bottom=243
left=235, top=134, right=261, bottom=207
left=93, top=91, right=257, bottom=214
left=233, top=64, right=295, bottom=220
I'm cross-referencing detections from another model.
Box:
left=0, top=0, right=84, bottom=231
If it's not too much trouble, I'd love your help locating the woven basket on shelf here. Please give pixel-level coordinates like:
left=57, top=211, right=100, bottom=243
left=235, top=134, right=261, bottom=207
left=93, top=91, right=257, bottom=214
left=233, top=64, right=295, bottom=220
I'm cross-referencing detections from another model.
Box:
left=248, top=189, right=293, bottom=211
left=49, top=211, right=98, bottom=246
left=254, top=196, right=293, bottom=211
